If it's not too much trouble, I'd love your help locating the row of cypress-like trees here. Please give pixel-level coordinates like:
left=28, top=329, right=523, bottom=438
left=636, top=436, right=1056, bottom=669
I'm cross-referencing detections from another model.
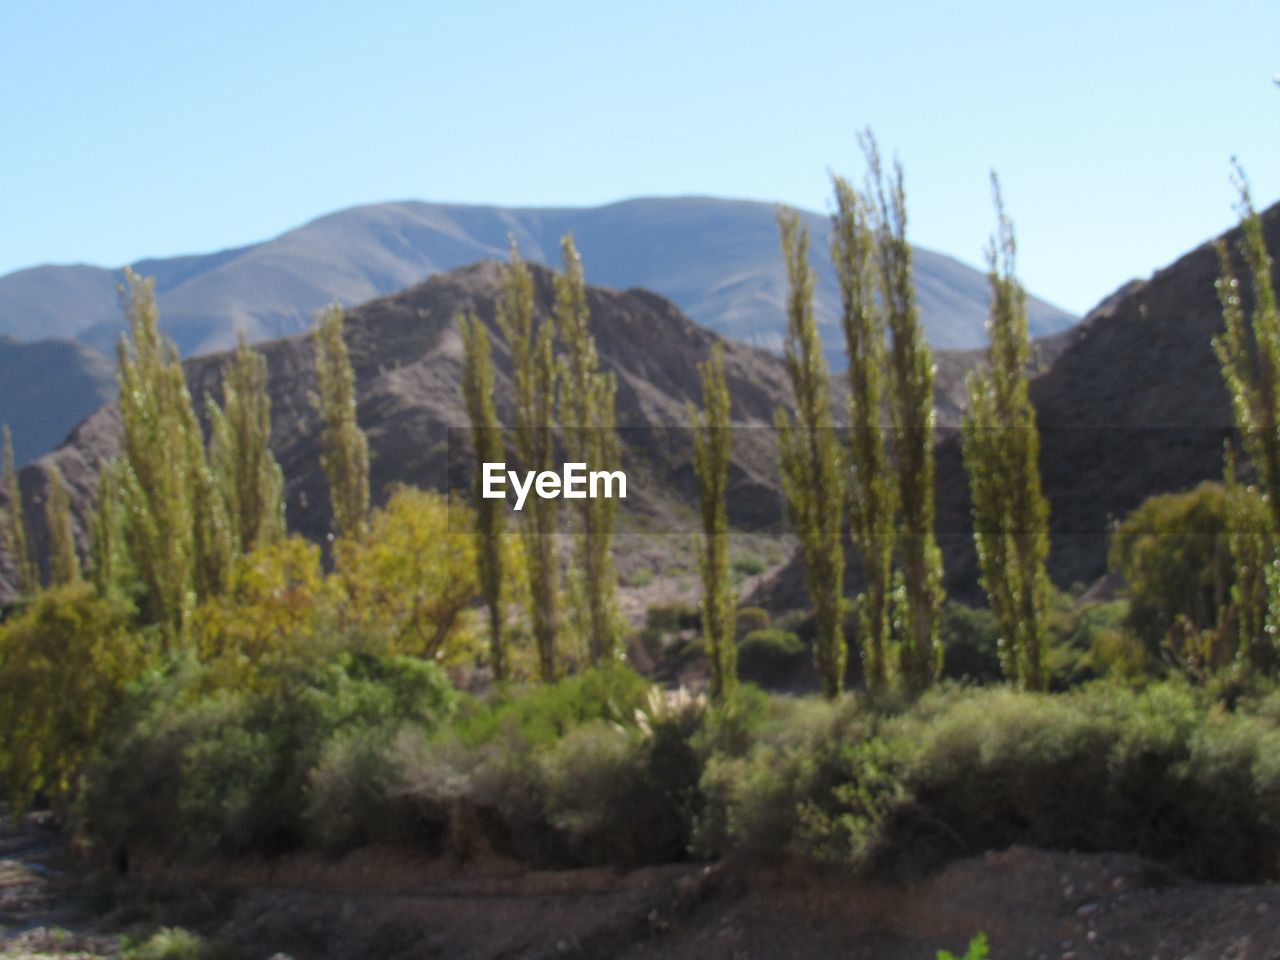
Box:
left=769, top=133, right=1052, bottom=698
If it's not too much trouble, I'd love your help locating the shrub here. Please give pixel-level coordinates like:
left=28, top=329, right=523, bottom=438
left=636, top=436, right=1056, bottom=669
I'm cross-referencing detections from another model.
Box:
left=0, top=585, right=153, bottom=813
left=448, top=665, right=649, bottom=748
left=79, top=650, right=455, bottom=856
left=737, top=628, right=806, bottom=687
left=120, top=927, right=231, bottom=960
left=1108, top=482, right=1264, bottom=672
left=734, top=606, right=771, bottom=641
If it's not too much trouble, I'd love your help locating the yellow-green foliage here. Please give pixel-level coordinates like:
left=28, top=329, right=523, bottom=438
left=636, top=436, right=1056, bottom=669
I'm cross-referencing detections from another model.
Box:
left=194, top=535, right=338, bottom=690
left=831, top=173, right=896, bottom=698
left=311, top=303, right=370, bottom=539
left=496, top=243, right=561, bottom=680
left=961, top=177, right=1052, bottom=690
left=1110, top=481, right=1268, bottom=675
left=1214, top=172, right=1280, bottom=673
left=863, top=132, right=944, bottom=691
left=555, top=234, right=623, bottom=664
left=208, top=333, right=285, bottom=556
left=774, top=209, right=846, bottom=699
left=1, top=424, right=36, bottom=596
left=689, top=344, right=735, bottom=701
left=458, top=310, right=509, bottom=679
left=0, top=584, right=152, bottom=811
left=1215, top=170, right=1280, bottom=533
left=335, top=486, right=528, bottom=666
left=43, top=462, right=81, bottom=587
left=115, top=269, right=229, bottom=644
left=89, top=459, right=135, bottom=610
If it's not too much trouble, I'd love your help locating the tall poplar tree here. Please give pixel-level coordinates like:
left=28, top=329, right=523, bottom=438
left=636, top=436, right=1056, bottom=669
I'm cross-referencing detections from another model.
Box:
left=459, top=309, right=509, bottom=680
left=496, top=243, right=560, bottom=680
left=89, top=459, right=133, bottom=609
left=43, top=463, right=81, bottom=587
left=116, top=268, right=220, bottom=642
left=1, top=425, right=36, bottom=596
left=961, top=176, right=1052, bottom=690
left=690, top=344, right=736, bottom=701
left=312, top=304, right=370, bottom=540
left=1213, top=166, right=1280, bottom=670
left=863, top=133, right=944, bottom=692
left=208, top=333, right=285, bottom=555
left=774, top=210, right=846, bottom=699
left=831, top=175, right=896, bottom=698
left=555, top=234, right=622, bottom=664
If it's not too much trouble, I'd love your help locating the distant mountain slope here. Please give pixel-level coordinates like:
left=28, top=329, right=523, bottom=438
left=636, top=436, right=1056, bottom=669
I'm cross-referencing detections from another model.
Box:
left=0, top=197, right=1075, bottom=361
left=756, top=201, right=1280, bottom=611
left=0, top=337, right=116, bottom=464
left=0, top=263, right=799, bottom=601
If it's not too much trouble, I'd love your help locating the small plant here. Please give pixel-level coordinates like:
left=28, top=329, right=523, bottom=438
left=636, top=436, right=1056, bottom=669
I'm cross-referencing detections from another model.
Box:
left=737, top=628, right=806, bottom=687
left=937, top=932, right=989, bottom=960
left=120, top=926, right=232, bottom=960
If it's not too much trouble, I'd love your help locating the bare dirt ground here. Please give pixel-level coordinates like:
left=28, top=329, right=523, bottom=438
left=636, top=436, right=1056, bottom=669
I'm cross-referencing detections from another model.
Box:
left=7, top=804, right=1280, bottom=960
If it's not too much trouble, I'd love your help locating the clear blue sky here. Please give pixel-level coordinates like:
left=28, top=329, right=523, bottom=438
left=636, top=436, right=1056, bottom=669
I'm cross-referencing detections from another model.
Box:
left=3, top=0, right=1278, bottom=315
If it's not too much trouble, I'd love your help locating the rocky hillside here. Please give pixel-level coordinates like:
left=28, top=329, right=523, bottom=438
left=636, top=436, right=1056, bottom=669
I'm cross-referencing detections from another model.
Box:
left=0, top=263, right=804, bottom=602
left=0, top=336, right=115, bottom=465
left=755, top=201, right=1280, bottom=608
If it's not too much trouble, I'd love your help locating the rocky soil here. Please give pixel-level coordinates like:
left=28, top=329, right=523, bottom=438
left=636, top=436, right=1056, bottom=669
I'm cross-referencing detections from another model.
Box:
left=7, top=806, right=1280, bottom=960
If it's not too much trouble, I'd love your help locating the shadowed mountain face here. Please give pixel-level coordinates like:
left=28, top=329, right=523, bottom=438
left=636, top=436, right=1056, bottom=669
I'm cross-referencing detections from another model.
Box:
left=0, top=263, right=807, bottom=602
left=0, top=197, right=1075, bottom=363
left=7, top=190, right=1263, bottom=610
left=0, top=337, right=116, bottom=464
left=751, top=201, right=1280, bottom=610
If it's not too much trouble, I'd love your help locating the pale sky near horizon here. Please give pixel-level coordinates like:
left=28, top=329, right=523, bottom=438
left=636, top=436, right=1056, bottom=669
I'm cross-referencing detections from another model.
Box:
left=2, top=1, right=1278, bottom=315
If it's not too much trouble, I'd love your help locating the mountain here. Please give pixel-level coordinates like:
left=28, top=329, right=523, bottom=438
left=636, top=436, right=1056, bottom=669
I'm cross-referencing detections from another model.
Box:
left=0, top=262, right=808, bottom=602
left=755, top=202, right=1280, bottom=610
left=0, top=337, right=117, bottom=464
left=0, top=198, right=1075, bottom=363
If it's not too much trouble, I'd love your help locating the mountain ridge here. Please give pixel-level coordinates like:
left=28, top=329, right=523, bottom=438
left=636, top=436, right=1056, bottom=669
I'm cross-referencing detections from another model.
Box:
left=0, top=196, right=1076, bottom=361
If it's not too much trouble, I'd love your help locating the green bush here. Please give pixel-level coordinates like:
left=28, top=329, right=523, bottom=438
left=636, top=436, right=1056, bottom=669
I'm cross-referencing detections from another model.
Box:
left=448, top=665, right=649, bottom=748
left=734, top=606, right=771, bottom=641
left=79, top=650, right=455, bottom=856
left=737, top=628, right=806, bottom=686
left=693, top=682, right=1280, bottom=881
left=388, top=671, right=703, bottom=867
left=120, top=927, right=232, bottom=960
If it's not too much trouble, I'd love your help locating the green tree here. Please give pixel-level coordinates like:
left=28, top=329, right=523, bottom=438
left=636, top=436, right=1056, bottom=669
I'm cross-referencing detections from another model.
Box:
left=335, top=486, right=515, bottom=665
left=43, top=462, right=81, bottom=587
left=863, top=133, right=944, bottom=691
left=459, top=310, right=509, bottom=680
left=774, top=210, right=846, bottom=699
left=495, top=242, right=561, bottom=680
left=1214, top=167, right=1280, bottom=670
left=690, top=344, right=736, bottom=701
left=831, top=174, right=896, bottom=698
left=115, top=268, right=226, bottom=643
left=961, top=176, right=1052, bottom=690
left=1222, top=445, right=1274, bottom=674
left=208, top=333, right=285, bottom=555
left=555, top=234, right=622, bottom=664
left=0, top=583, right=151, bottom=812
left=89, top=459, right=134, bottom=609
left=311, top=304, right=370, bottom=539
left=1, top=425, right=36, bottom=596
left=1109, top=481, right=1260, bottom=675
